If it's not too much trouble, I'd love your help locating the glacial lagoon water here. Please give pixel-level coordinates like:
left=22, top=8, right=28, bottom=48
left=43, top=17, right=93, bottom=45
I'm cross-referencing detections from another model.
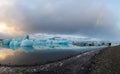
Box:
left=0, top=44, right=105, bottom=66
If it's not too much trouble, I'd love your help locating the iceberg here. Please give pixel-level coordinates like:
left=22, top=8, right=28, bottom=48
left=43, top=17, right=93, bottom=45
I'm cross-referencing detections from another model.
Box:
left=14, top=38, right=22, bottom=46
left=21, top=39, right=33, bottom=47
left=33, top=37, right=71, bottom=49
left=21, top=35, right=33, bottom=47
left=3, top=39, right=11, bottom=45
left=9, top=38, right=22, bottom=47
left=9, top=39, right=15, bottom=47
left=23, top=35, right=29, bottom=40
left=47, top=38, right=70, bottom=45
left=33, top=37, right=70, bottom=47
left=33, top=40, right=47, bottom=46
left=14, top=41, right=21, bottom=46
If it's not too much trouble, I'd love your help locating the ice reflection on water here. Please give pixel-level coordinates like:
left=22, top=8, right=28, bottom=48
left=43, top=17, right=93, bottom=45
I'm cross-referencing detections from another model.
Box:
left=0, top=44, right=105, bottom=66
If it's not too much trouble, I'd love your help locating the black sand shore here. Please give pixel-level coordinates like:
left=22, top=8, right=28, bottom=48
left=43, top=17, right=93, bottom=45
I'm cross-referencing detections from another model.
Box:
left=0, top=49, right=101, bottom=74
left=89, top=45, right=120, bottom=74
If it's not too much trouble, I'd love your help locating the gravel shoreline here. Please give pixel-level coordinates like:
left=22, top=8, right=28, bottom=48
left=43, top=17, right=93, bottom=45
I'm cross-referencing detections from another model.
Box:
left=0, top=48, right=103, bottom=74
left=89, top=45, right=120, bottom=74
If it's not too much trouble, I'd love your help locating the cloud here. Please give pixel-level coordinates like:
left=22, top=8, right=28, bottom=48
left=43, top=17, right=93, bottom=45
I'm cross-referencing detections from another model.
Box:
left=0, top=0, right=119, bottom=40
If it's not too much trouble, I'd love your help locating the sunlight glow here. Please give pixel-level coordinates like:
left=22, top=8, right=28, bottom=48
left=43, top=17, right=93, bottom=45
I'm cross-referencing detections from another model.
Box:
left=0, top=23, right=8, bottom=33
left=0, top=22, right=24, bottom=36
left=0, top=50, right=14, bottom=60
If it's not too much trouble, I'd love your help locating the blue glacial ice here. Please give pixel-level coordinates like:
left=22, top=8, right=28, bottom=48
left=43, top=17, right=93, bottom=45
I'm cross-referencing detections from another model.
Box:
left=14, top=38, right=22, bottom=46
left=9, top=39, right=15, bottom=47
left=9, top=38, right=22, bottom=47
left=3, top=39, right=11, bottom=45
left=14, top=41, right=21, bottom=46
left=32, top=37, right=71, bottom=49
left=1, top=34, right=113, bottom=51
left=21, top=35, right=33, bottom=47
left=33, top=38, right=70, bottom=46
left=21, top=39, right=33, bottom=47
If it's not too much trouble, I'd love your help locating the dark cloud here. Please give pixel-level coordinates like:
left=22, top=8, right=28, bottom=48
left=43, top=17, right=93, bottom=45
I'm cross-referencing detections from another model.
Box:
left=0, top=0, right=119, bottom=40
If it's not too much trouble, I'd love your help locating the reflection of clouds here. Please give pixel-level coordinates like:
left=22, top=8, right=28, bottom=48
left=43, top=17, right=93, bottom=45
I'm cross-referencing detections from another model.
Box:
left=0, top=49, right=15, bottom=60
left=3, top=45, right=35, bottom=53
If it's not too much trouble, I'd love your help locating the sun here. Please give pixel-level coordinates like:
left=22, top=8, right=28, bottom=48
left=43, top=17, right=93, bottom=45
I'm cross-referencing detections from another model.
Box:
left=0, top=25, right=6, bottom=30
left=0, top=23, right=7, bottom=33
left=0, top=22, right=25, bottom=36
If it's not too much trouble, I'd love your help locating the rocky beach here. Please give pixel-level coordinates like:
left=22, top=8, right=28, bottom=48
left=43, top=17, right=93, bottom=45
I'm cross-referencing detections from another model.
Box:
left=89, top=45, right=120, bottom=74
left=0, top=45, right=120, bottom=74
left=0, top=48, right=101, bottom=74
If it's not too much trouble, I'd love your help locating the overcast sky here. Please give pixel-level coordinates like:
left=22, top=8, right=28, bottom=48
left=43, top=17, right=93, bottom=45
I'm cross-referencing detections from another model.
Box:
left=0, top=0, right=120, bottom=41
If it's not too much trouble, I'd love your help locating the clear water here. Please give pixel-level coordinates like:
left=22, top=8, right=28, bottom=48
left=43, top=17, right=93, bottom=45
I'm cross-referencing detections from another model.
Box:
left=0, top=44, right=105, bottom=66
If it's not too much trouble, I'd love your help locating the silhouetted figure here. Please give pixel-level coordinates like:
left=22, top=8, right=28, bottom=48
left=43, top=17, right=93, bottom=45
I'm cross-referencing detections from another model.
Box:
left=108, top=43, right=111, bottom=46
left=107, top=43, right=111, bottom=46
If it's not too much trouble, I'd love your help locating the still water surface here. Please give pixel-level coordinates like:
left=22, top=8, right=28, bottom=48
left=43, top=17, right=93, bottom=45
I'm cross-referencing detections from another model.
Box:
left=0, top=44, right=105, bottom=66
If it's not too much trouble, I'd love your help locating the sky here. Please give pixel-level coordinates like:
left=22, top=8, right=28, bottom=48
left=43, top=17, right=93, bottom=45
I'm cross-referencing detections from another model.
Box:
left=0, top=0, right=120, bottom=41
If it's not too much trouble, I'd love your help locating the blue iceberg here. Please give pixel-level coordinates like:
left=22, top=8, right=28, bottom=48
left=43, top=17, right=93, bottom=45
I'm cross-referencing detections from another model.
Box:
left=33, top=40, right=47, bottom=46
left=9, top=38, right=22, bottom=48
left=9, top=39, right=15, bottom=47
left=3, top=39, right=11, bottom=45
left=21, top=35, right=33, bottom=47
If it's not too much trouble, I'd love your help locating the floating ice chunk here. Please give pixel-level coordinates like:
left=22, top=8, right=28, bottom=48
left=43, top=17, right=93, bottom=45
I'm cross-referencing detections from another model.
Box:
left=14, top=38, right=22, bottom=46
left=56, top=40, right=70, bottom=45
left=21, top=39, right=33, bottom=47
left=33, top=40, right=47, bottom=46
left=23, top=35, right=29, bottom=40
left=9, top=39, right=15, bottom=46
left=14, top=41, right=21, bottom=46
left=9, top=38, right=22, bottom=47
left=21, top=35, right=33, bottom=47
left=48, top=39, right=70, bottom=45
left=3, top=39, right=11, bottom=45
